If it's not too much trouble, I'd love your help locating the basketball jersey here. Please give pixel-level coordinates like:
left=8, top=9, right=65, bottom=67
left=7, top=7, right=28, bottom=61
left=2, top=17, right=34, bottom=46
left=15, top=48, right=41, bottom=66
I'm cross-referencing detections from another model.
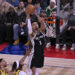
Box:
left=33, top=32, right=45, bottom=57
left=15, top=70, right=20, bottom=75
left=27, top=32, right=46, bottom=69
left=0, top=70, right=5, bottom=75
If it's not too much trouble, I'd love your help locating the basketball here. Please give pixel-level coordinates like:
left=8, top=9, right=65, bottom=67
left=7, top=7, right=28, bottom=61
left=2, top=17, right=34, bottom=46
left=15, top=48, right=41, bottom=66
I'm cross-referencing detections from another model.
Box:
left=26, top=4, right=35, bottom=14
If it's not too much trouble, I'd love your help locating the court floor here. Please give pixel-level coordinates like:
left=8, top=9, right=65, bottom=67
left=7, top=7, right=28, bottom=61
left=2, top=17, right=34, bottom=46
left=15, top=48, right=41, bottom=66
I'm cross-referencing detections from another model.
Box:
left=0, top=54, right=75, bottom=75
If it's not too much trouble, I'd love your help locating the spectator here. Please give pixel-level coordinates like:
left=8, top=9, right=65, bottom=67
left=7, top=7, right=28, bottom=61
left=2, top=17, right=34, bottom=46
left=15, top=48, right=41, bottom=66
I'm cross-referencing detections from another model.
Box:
left=60, top=14, right=69, bottom=50
left=32, top=0, right=46, bottom=9
left=7, top=0, right=19, bottom=7
left=15, top=1, right=25, bottom=16
left=0, top=1, right=14, bottom=14
left=43, top=0, right=49, bottom=7
left=60, top=8, right=74, bottom=50
left=25, top=0, right=34, bottom=7
left=13, top=20, right=31, bottom=48
left=0, top=11, right=6, bottom=44
left=11, top=49, right=31, bottom=75
left=68, top=9, right=75, bottom=50
left=19, top=0, right=27, bottom=7
left=69, top=27, right=75, bottom=50
left=5, top=6, right=18, bottom=44
left=35, top=2, right=41, bottom=15
left=18, top=12, right=26, bottom=24
left=40, top=10, right=46, bottom=18
left=46, top=0, right=57, bottom=17
left=40, top=0, right=46, bottom=9
left=0, top=0, right=6, bottom=5
left=46, top=10, right=57, bottom=48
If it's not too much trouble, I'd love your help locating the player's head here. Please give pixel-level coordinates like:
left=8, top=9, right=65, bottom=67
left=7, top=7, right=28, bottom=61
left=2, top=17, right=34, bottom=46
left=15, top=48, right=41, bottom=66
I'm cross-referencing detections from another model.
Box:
left=12, top=61, right=23, bottom=71
left=31, top=21, right=40, bottom=32
left=0, top=58, right=7, bottom=68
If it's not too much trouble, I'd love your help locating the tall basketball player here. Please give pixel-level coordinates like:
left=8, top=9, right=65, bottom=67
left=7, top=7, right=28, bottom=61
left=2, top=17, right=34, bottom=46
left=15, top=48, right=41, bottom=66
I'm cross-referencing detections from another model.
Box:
left=26, top=12, right=46, bottom=75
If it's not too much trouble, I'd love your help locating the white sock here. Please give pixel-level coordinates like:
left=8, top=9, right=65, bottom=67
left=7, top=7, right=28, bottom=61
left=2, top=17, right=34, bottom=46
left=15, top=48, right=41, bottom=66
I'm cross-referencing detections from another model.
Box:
left=35, top=68, right=39, bottom=75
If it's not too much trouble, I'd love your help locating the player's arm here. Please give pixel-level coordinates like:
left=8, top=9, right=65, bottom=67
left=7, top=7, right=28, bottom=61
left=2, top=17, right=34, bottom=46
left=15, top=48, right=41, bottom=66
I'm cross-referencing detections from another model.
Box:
left=26, top=12, right=34, bottom=39
left=34, top=12, right=46, bottom=33
left=26, top=13, right=33, bottom=34
left=19, top=48, right=31, bottom=65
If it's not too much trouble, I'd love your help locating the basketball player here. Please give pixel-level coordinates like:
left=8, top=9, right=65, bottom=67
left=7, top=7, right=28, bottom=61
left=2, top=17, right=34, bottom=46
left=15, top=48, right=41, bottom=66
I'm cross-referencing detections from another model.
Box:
left=0, top=48, right=31, bottom=75
left=26, top=12, right=46, bottom=75
left=11, top=48, right=31, bottom=75
left=0, top=58, right=14, bottom=75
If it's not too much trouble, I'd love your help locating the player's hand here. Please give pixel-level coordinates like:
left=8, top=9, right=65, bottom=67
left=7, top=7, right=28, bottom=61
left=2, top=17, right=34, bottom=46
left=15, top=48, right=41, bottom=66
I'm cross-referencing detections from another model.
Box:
left=25, top=10, right=30, bottom=19
left=34, top=11, right=44, bottom=23
left=25, top=48, right=31, bottom=56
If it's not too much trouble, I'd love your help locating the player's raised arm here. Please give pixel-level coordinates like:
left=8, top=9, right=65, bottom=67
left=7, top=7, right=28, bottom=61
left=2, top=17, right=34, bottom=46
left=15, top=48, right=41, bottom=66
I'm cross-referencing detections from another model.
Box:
left=34, top=12, right=46, bottom=33
left=26, top=12, right=33, bottom=35
left=19, top=48, right=31, bottom=65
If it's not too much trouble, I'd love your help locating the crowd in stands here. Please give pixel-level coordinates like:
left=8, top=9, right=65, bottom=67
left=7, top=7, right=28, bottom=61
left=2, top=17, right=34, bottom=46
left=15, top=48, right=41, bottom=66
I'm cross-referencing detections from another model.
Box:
left=0, top=0, right=75, bottom=50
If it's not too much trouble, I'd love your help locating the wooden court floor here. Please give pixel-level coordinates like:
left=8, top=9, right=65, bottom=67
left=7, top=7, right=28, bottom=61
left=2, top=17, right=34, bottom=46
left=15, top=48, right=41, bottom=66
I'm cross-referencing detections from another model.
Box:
left=0, top=54, right=75, bottom=75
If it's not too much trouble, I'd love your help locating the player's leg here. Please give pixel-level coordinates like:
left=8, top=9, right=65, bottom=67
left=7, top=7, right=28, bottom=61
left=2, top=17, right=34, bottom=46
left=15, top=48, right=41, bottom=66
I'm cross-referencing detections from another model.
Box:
left=32, top=67, right=39, bottom=75
left=35, top=68, right=39, bottom=75
left=32, top=67, right=36, bottom=75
